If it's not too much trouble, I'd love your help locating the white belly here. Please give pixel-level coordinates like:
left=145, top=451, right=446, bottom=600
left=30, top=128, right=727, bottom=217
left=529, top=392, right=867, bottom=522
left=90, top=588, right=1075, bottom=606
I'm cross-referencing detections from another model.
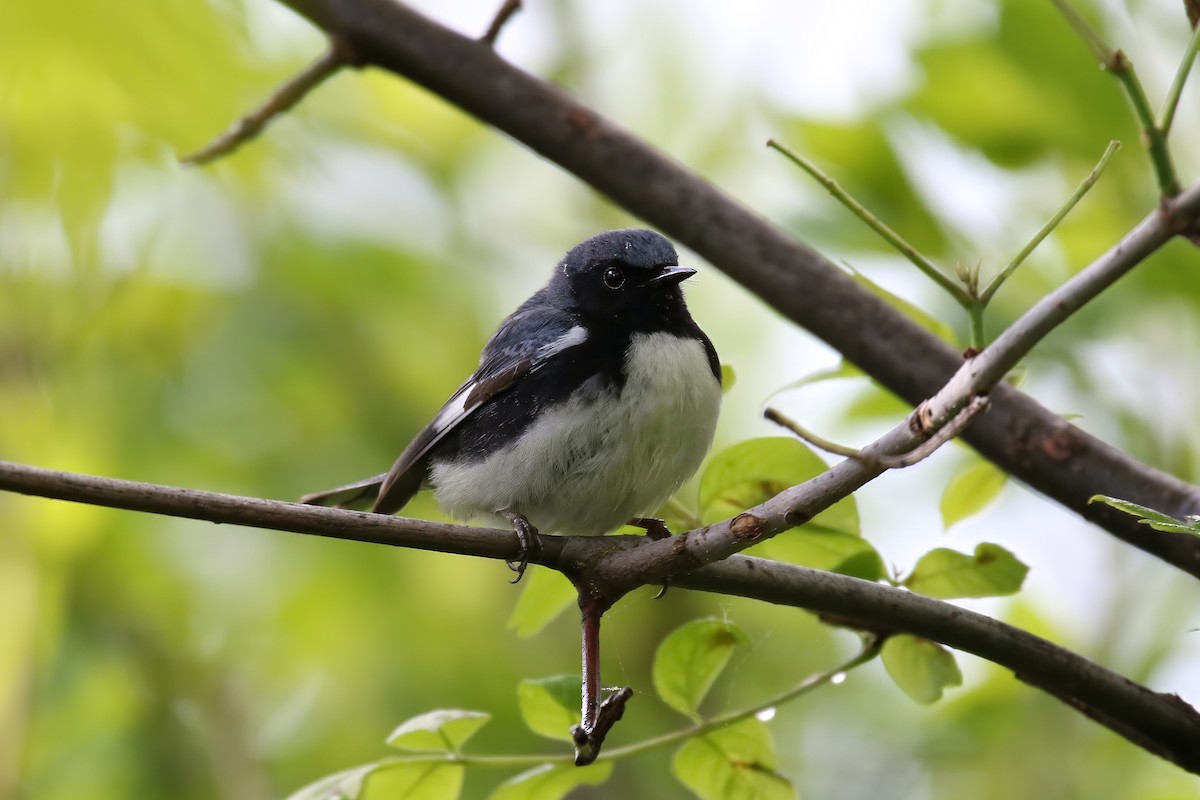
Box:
left=430, top=332, right=721, bottom=535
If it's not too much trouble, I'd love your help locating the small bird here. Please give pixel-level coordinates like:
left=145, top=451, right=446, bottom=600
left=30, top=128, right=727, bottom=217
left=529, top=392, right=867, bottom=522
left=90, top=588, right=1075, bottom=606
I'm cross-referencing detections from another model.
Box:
left=301, top=229, right=722, bottom=577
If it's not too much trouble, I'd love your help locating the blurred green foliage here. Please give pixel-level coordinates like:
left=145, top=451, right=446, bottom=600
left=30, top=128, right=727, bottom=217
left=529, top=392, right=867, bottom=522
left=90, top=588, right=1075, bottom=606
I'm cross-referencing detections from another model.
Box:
left=3, top=0, right=1200, bottom=798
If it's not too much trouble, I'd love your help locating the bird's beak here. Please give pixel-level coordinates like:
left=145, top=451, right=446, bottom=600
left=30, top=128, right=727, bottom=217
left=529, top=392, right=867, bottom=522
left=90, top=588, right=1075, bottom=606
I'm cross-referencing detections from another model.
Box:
left=647, top=265, right=696, bottom=287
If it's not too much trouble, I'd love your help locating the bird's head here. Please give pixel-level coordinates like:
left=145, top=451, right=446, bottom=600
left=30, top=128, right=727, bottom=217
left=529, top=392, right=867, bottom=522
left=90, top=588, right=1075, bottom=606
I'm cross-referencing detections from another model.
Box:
left=554, top=229, right=695, bottom=320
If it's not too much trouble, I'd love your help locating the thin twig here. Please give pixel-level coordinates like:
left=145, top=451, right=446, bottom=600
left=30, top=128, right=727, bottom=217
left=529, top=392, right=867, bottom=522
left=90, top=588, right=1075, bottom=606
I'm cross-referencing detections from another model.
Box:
left=1110, top=51, right=1181, bottom=197
left=762, top=408, right=863, bottom=459
left=764, top=396, right=989, bottom=470
left=1047, top=0, right=1112, bottom=62
left=481, top=0, right=522, bottom=46
left=180, top=38, right=354, bottom=166
left=1158, top=21, right=1200, bottom=136
left=980, top=140, right=1121, bottom=305
left=1047, top=0, right=1180, bottom=196
left=967, top=299, right=985, bottom=350
left=766, top=139, right=973, bottom=307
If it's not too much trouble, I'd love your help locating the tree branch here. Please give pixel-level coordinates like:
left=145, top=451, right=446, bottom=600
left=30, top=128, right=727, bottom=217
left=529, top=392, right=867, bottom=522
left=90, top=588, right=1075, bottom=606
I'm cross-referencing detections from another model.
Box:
left=1047, top=0, right=1182, bottom=196
left=1, top=459, right=1197, bottom=772
left=480, top=0, right=521, bottom=46
left=255, top=0, right=1200, bottom=577
left=764, top=397, right=989, bottom=470
left=179, top=37, right=356, bottom=165
left=587, top=173, right=1200, bottom=616
left=980, top=139, right=1121, bottom=305
left=671, top=558, right=1200, bottom=773
left=1158, top=21, right=1200, bottom=137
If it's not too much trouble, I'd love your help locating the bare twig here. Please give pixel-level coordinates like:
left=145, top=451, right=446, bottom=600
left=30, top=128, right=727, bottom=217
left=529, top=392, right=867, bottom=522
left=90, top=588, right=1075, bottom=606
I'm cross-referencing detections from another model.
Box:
left=180, top=38, right=355, bottom=166
left=1159, top=21, right=1200, bottom=136
left=765, top=396, right=990, bottom=470
left=268, top=0, right=1200, bottom=576
left=1047, top=0, right=1113, bottom=62
left=1, top=459, right=1198, bottom=770
left=980, top=140, right=1121, bottom=305
left=763, top=408, right=863, bottom=459
left=1048, top=0, right=1181, bottom=196
left=767, top=139, right=971, bottom=307
left=481, top=0, right=522, bottom=46
left=1110, top=50, right=1181, bottom=197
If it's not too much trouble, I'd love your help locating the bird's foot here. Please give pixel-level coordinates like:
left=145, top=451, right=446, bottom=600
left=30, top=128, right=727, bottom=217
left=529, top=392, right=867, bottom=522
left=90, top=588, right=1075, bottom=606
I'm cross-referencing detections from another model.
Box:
left=497, top=510, right=541, bottom=584
left=627, top=517, right=673, bottom=598
left=627, top=516, right=672, bottom=541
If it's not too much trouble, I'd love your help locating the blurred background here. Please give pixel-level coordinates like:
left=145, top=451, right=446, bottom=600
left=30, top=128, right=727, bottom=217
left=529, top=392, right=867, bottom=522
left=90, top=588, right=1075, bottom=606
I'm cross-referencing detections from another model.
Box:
left=2, top=0, right=1200, bottom=797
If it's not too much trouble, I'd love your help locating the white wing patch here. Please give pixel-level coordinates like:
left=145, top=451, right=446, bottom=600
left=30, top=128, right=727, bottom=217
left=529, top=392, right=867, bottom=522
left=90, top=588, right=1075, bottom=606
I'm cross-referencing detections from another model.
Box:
left=429, top=325, right=586, bottom=437
left=537, top=325, right=587, bottom=359
left=430, top=389, right=472, bottom=435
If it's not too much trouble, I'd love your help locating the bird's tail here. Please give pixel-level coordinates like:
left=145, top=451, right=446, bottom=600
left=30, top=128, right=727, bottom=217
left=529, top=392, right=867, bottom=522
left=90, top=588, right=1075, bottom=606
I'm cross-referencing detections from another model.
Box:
left=298, top=474, right=387, bottom=510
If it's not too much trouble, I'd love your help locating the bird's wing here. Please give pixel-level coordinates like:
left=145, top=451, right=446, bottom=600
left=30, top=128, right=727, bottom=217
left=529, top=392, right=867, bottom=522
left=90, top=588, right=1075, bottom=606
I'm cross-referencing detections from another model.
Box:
left=371, top=301, right=586, bottom=514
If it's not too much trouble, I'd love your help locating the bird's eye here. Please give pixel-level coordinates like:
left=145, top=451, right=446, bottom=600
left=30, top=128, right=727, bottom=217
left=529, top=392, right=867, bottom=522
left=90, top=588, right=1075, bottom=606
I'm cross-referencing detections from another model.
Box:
left=602, top=266, right=625, bottom=289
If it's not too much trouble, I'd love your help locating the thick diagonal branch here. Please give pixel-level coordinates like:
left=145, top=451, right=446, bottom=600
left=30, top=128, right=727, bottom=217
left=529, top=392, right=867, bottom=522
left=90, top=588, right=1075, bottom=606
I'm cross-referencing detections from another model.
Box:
left=269, top=0, right=1200, bottom=577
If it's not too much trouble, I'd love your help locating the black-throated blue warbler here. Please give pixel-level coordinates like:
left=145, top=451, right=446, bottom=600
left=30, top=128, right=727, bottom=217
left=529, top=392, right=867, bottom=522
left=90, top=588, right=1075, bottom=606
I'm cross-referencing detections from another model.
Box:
left=301, top=229, right=721, bottom=577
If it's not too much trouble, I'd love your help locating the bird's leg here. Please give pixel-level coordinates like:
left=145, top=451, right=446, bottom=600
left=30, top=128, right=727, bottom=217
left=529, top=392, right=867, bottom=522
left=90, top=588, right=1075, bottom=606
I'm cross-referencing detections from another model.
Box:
left=627, top=516, right=672, bottom=540
left=496, top=509, right=541, bottom=584
left=627, top=517, right=673, bottom=598
left=569, top=590, right=632, bottom=766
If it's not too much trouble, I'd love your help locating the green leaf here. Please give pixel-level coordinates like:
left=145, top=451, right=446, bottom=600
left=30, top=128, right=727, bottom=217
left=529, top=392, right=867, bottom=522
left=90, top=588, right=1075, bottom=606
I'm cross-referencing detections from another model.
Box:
left=286, top=764, right=378, bottom=800
left=508, top=566, right=577, bottom=638
left=699, top=437, right=858, bottom=535
left=517, top=676, right=581, bottom=742
left=488, top=762, right=613, bottom=800
left=386, top=710, right=491, bottom=753
left=904, top=543, right=1028, bottom=599
left=761, top=530, right=884, bottom=580
left=940, top=459, right=1008, bottom=529
left=672, top=719, right=794, bottom=800
left=653, top=619, right=748, bottom=719
left=363, top=761, right=464, bottom=800
left=720, top=364, right=737, bottom=394
left=1089, top=495, right=1200, bottom=535
left=881, top=635, right=963, bottom=705
left=847, top=267, right=956, bottom=345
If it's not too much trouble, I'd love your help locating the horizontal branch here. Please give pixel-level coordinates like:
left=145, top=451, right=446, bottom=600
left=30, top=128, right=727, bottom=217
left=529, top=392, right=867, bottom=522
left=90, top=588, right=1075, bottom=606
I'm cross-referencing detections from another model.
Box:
left=673, top=558, right=1200, bottom=772
left=2, top=459, right=1197, bottom=772
left=270, top=0, right=1200, bottom=577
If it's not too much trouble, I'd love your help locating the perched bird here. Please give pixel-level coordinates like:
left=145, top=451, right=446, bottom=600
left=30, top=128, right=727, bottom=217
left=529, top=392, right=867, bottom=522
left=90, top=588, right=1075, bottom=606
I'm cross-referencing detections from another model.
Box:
left=301, top=229, right=722, bottom=577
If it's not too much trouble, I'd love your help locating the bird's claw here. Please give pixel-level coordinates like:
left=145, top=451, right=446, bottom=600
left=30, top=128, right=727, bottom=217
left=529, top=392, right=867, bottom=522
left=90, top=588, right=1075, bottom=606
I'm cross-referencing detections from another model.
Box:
left=628, top=517, right=672, bottom=598
left=499, top=511, right=541, bottom=583
left=628, top=516, right=672, bottom=541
